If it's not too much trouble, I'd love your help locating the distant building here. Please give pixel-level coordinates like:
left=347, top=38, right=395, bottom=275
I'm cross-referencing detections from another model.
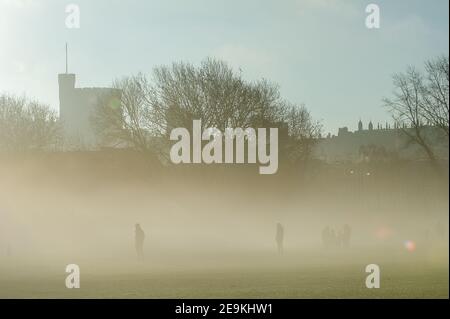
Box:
left=58, top=72, right=121, bottom=149
left=314, top=120, right=448, bottom=163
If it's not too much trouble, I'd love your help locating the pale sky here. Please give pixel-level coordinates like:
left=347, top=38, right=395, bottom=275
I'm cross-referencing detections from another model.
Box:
left=0, top=0, right=448, bottom=134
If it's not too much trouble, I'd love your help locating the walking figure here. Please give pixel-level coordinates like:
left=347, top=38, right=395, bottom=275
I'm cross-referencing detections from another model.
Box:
left=276, top=223, right=284, bottom=254
left=135, top=223, right=145, bottom=261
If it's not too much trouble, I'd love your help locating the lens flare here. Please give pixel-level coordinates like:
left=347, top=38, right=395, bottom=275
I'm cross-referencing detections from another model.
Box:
left=404, top=240, right=416, bottom=252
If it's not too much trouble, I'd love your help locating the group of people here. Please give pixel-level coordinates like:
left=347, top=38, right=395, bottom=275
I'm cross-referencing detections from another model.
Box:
left=274, top=223, right=352, bottom=255
left=133, top=222, right=352, bottom=261
left=322, top=224, right=352, bottom=249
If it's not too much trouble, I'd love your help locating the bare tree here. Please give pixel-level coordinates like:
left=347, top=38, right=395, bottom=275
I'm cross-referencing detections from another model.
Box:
left=94, top=58, right=320, bottom=163
left=282, top=103, right=322, bottom=163
left=383, top=57, right=449, bottom=163
left=421, top=56, right=449, bottom=137
left=93, top=74, right=160, bottom=154
left=0, top=94, right=60, bottom=152
left=148, top=58, right=285, bottom=131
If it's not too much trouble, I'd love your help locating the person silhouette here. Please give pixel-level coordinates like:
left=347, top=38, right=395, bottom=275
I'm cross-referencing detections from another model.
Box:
left=135, top=223, right=145, bottom=261
left=276, top=223, right=284, bottom=254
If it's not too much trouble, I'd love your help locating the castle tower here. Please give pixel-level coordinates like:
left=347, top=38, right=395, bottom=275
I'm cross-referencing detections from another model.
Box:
left=58, top=73, right=75, bottom=125
left=58, top=44, right=81, bottom=144
left=57, top=45, right=122, bottom=149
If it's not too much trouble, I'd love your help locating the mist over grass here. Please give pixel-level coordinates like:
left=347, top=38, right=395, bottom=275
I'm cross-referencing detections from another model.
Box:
left=0, top=151, right=448, bottom=298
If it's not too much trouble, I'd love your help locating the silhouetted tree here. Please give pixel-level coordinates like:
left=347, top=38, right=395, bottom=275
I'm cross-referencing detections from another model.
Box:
left=94, top=58, right=321, bottom=163
left=283, top=103, right=322, bottom=164
left=383, top=56, right=449, bottom=163
left=93, top=74, right=159, bottom=154
left=0, top=94, right=60, bottom=152
left=421, top=56, right=449, bottom=137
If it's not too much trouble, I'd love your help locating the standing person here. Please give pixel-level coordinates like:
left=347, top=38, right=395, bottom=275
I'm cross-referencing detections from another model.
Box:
left=276, top=223, right=284, bottom=254
left=135, top=223, right=145, bottom=262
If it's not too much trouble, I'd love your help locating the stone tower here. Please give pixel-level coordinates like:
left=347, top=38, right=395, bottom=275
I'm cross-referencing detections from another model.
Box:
left=58, top=46, right=121, bottom=149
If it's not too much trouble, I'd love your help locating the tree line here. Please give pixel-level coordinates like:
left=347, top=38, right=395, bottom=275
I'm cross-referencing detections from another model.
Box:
left=93, top=58, right=322, bottom=164
left=383, top=55, right=449, bottom=164
left=0, top=56, right=448, bottom=167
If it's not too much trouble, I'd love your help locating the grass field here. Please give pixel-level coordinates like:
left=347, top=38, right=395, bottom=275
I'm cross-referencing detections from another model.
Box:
left=0, top=248, right=448, bottom=299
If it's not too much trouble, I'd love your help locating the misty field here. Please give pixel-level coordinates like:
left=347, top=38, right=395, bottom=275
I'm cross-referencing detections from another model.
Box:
left=1, top=153, right=448, bottom=299
left=0, top=248, right=448, bottom=299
